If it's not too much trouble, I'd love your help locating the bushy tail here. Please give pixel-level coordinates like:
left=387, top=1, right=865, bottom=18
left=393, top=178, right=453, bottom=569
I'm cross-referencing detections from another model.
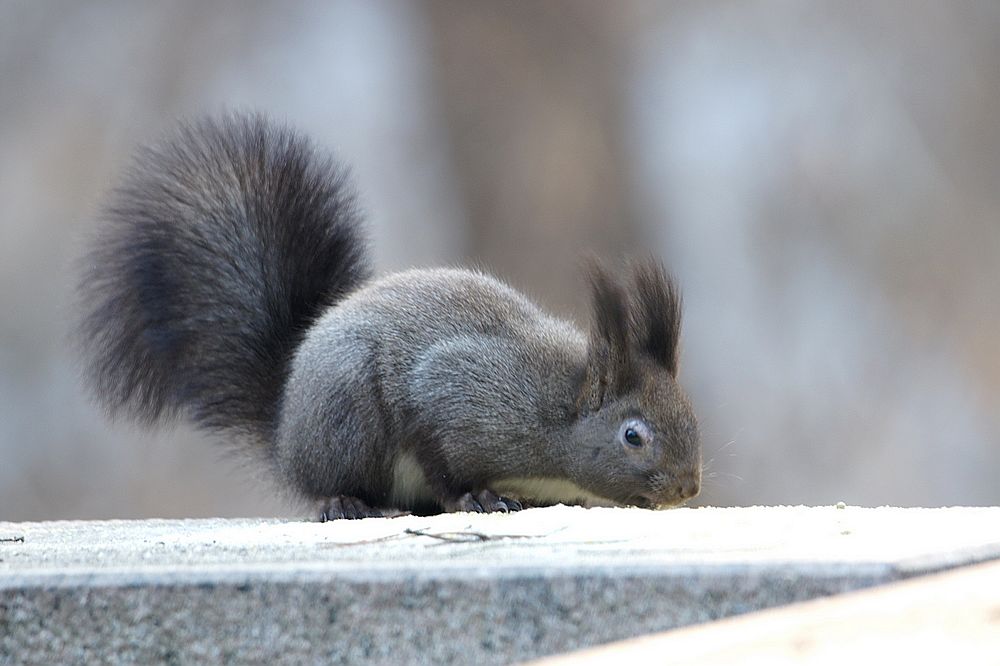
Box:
left=77, top=112, right=371, bottom=448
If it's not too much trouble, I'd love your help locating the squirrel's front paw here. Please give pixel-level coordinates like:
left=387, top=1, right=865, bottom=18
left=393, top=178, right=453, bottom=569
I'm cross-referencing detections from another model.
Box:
left=446, top=489, right=522, bottom=514
left=317, top=495, right=384, bottom=521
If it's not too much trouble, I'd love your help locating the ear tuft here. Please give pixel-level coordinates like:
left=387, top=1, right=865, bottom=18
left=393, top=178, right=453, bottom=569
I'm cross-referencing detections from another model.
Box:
left=583, top=259, right=633, bottom=408
left=630, top=257, right=683, bottom=376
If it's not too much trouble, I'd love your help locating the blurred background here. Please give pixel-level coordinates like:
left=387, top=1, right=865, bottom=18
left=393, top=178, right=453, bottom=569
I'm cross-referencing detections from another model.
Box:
left=2, top=1, right=998, bottom=519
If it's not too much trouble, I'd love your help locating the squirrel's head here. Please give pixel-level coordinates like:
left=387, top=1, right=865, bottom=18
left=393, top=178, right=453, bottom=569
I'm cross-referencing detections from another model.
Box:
left=569, top=258, right=701, bottom=508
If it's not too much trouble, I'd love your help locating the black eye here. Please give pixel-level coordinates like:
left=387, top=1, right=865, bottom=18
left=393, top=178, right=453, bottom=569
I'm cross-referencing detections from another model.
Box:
left=624, top=427, right=643, bottom=447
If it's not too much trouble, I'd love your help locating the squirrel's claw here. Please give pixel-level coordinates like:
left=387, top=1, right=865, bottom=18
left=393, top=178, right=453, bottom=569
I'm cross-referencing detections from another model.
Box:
left=317, top=495, right=384, bottom=521
left=447, top=489, right=522, bottom=514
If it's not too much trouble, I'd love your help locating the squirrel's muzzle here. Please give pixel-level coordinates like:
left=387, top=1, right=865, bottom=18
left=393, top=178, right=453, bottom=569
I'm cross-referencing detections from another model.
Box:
left=644, top=469, right=701, bottom=507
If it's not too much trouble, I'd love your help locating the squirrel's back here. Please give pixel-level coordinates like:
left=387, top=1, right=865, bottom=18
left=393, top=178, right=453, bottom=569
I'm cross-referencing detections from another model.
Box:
left=77, top=113, right=371, bottom=449
left=336, top=267, right=583, bottom=347
left=294, top=266, right=587, bottom=403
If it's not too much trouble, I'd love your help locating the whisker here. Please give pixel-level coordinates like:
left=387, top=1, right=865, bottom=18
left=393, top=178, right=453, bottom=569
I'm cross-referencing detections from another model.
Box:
left=717, top=439, right=738, bottom=452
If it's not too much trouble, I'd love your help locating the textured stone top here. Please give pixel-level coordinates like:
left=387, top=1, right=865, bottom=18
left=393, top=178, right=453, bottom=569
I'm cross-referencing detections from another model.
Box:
left=3, top=505, right=999, bottom=587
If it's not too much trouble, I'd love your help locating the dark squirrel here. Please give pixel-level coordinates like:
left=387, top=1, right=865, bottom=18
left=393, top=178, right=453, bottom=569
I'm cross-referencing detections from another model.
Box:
left=77, top=112, right=701, bottom=520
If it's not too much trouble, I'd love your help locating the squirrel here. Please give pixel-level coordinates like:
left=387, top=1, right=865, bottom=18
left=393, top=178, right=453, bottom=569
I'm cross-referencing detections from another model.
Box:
left=76, top=112, right=701, bottom=520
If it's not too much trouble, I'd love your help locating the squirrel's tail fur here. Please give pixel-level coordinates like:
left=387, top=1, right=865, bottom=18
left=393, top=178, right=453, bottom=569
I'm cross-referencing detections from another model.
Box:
left=77, top=112, right=371, bottom=448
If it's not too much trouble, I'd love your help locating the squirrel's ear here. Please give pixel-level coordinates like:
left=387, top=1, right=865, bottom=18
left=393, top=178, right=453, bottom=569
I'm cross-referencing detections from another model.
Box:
left=583, top=261, right=634, bottom=410
left=629, top=258, right=682, bottom=376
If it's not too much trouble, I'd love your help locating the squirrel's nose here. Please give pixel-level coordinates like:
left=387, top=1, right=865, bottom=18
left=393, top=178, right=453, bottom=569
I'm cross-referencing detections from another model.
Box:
left=677, top=475, right=700, bottom=500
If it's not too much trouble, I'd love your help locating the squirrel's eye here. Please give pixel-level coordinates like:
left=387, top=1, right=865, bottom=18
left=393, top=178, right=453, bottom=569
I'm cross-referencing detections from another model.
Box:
left=620, top=419, right=652, bottom=449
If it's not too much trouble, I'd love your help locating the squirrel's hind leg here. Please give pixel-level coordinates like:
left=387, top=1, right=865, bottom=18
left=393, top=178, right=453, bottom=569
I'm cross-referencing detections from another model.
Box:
left=317, top=495, right=385, bottom=521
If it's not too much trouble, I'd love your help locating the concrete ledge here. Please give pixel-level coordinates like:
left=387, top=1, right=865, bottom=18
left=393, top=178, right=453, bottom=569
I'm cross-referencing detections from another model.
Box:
left=2, top=506, right=999, bottom=664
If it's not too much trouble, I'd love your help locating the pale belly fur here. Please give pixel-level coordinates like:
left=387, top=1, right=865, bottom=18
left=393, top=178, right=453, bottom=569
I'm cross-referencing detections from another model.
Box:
left=388, top=452, right=613, bottom=508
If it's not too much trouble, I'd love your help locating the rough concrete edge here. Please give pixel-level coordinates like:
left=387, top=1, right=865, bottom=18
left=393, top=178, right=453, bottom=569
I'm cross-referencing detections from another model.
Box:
left=0, top=560, right=901, bottom=592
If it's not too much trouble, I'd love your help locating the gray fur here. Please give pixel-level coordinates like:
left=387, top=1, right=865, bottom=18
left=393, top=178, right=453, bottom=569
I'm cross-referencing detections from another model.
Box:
left=79, top=113, right=701, bottom=520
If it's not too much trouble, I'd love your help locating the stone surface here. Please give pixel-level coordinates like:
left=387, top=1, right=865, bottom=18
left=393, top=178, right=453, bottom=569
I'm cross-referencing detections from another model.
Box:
left=1, top=505, right=999, bottom=664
